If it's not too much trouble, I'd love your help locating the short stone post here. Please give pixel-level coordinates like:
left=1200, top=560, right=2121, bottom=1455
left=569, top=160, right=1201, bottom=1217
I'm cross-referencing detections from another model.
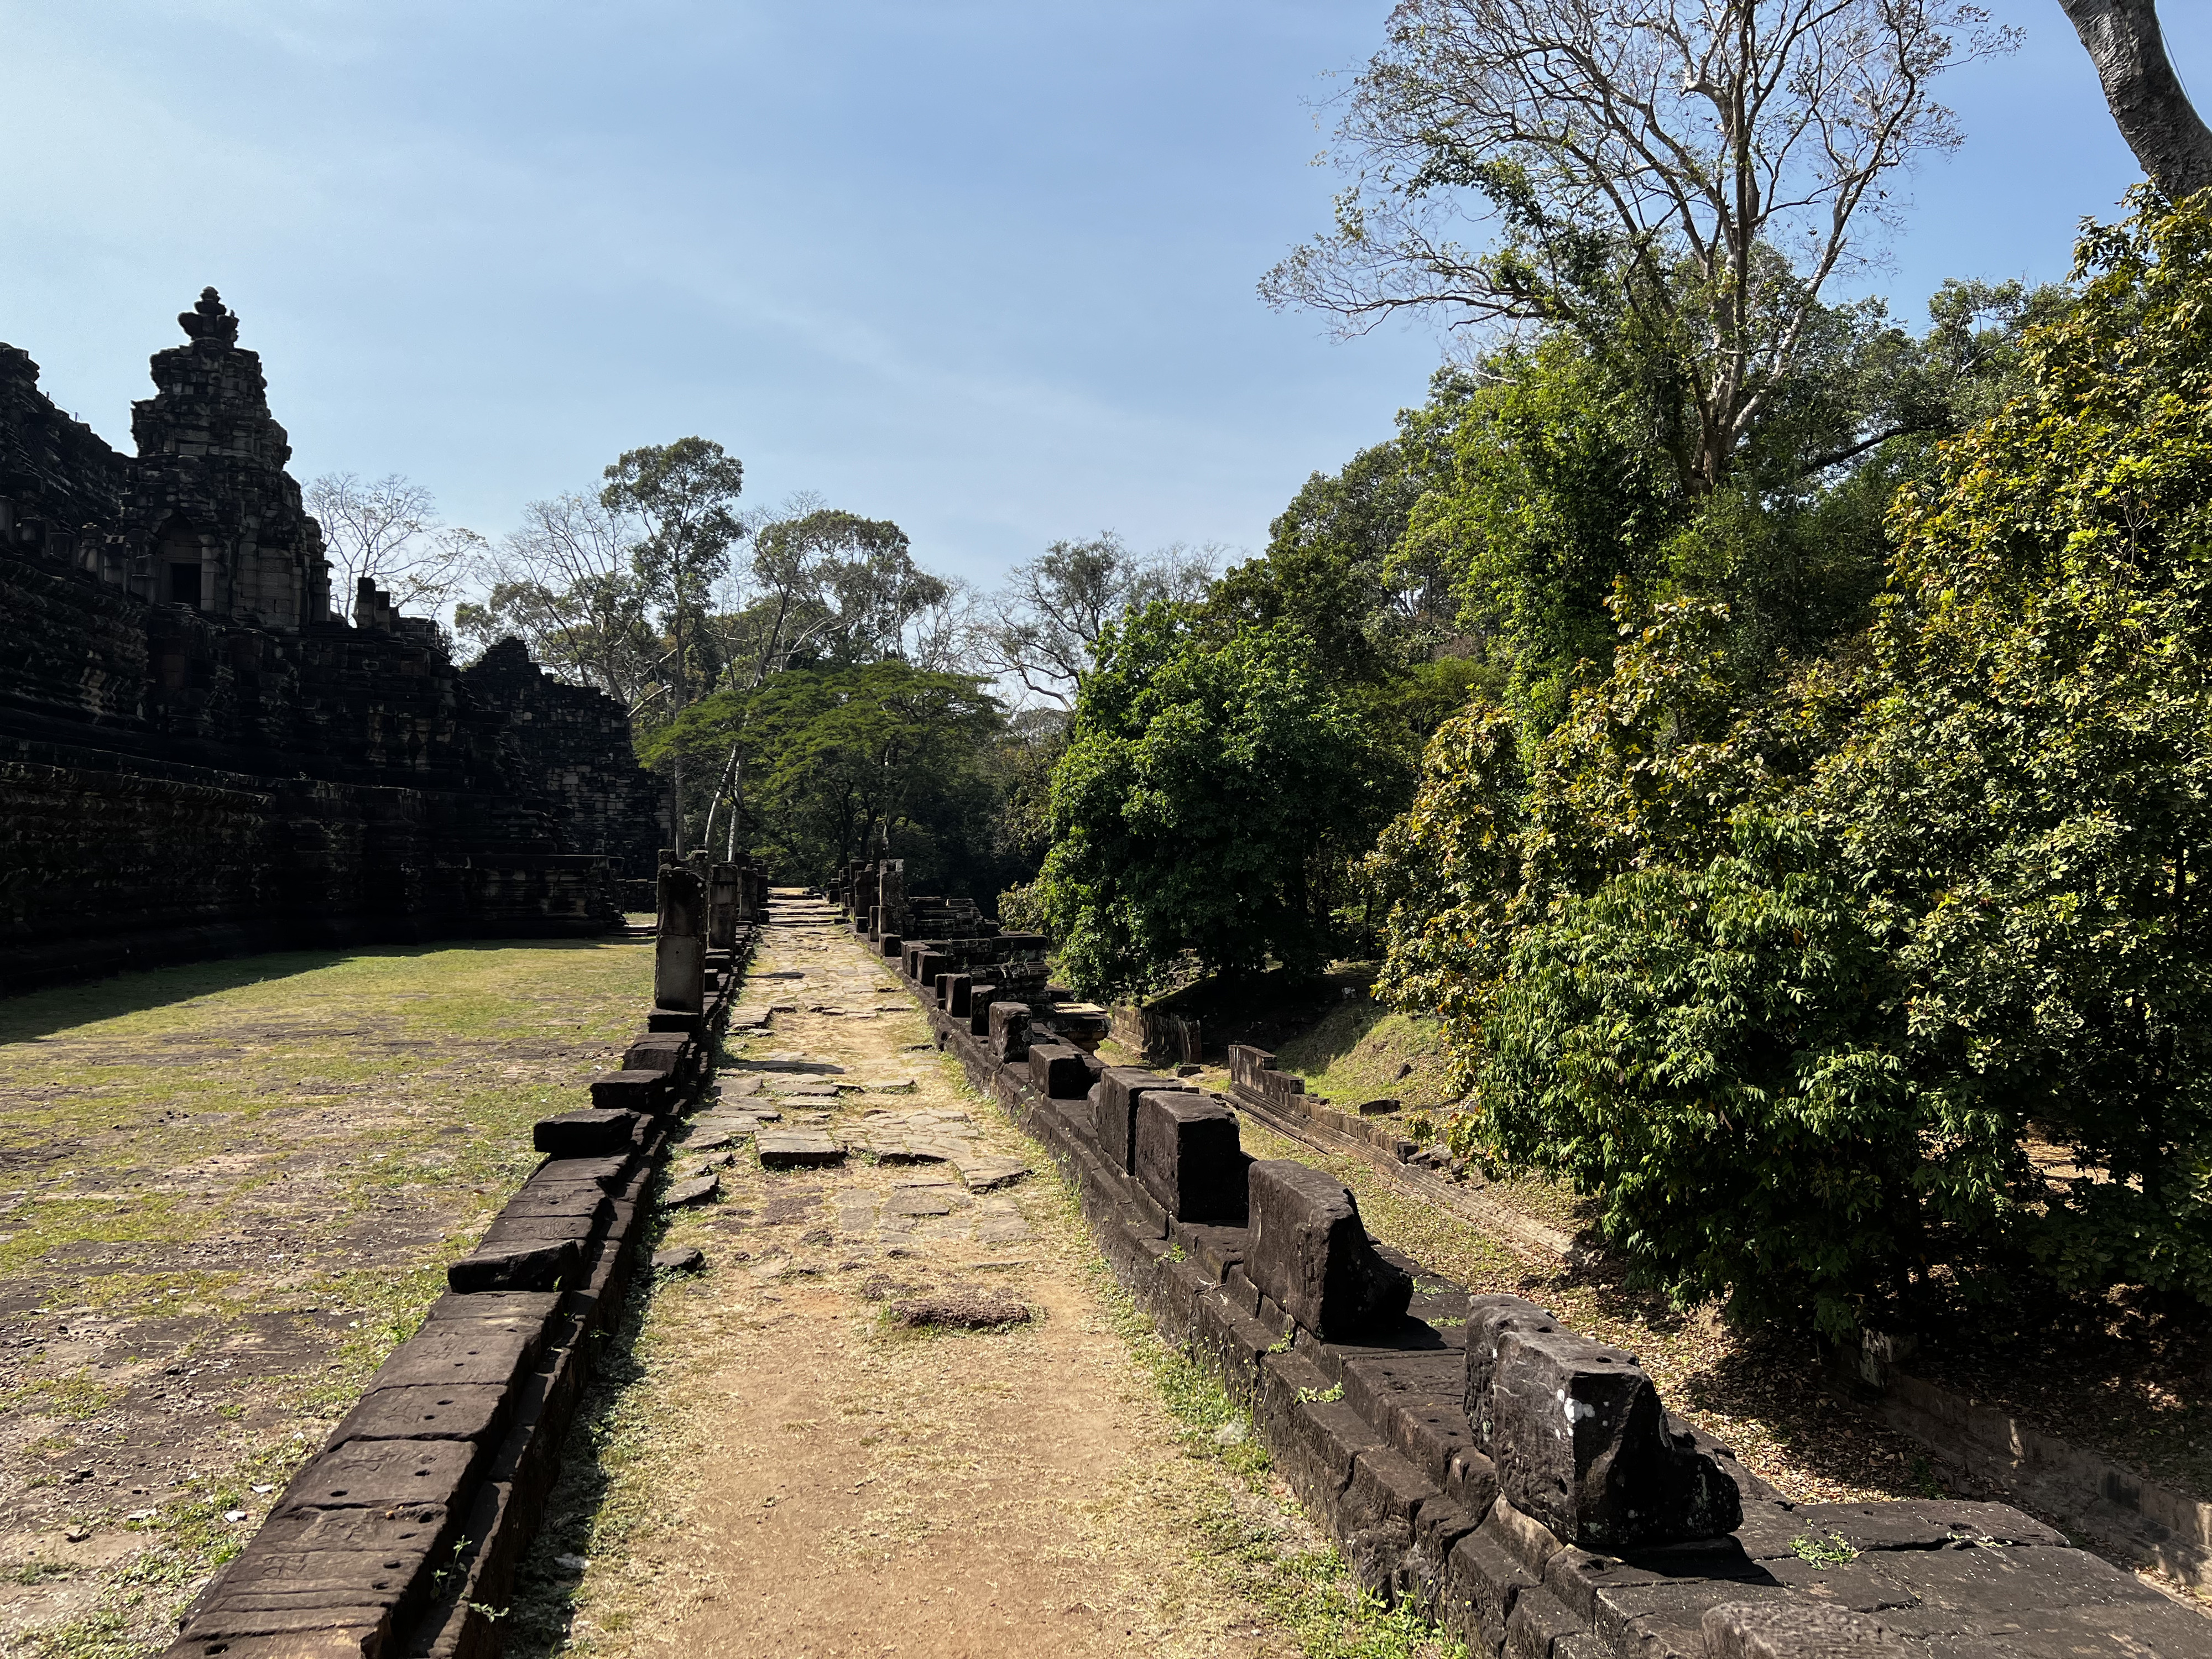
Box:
left=654, top=860, right=706, bottom=1021
left=878, top=859, right=907, bottom=938
left=707, top=862, right=739, bottom=954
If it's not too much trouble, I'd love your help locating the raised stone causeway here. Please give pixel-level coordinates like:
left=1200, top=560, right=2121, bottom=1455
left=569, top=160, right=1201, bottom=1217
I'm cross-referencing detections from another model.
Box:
left=148, top=864, right=2212, bottom=1657
left=827, top=863, right=2212, bottom=1659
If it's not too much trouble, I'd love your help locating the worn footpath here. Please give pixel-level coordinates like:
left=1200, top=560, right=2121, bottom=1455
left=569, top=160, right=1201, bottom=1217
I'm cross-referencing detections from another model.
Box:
left=509, top=896, right=1399, bottom=1659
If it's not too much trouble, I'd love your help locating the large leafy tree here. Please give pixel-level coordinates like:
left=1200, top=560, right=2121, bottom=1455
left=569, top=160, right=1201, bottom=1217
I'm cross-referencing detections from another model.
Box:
left=1373, top=197, right=2212, bottom=1338
left=1812, top=195, right=2212, bottom=1313
left=983, top=533, right=1218, bottom=709
left=455, top=492, right=659, bottom=710
left=2060, top=0, right=2212, bottom=199
left=1036, top=606, right=1386, bottom=997
left=600, top=438, right=745, bottom=851
left=650, top=659, right=1006, bottom=886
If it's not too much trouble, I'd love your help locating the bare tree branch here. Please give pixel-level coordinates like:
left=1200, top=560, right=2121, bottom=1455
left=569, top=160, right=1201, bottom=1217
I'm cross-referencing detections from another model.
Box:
left=1262, top=0, right=2017, bottom=493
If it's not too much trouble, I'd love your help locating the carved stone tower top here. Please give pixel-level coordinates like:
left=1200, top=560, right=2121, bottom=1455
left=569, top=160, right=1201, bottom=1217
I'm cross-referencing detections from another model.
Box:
left=176, top=288, right=241, bottom=346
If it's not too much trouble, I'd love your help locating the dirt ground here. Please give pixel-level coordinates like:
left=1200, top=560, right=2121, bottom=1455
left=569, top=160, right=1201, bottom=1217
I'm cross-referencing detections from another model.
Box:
left=0, top=941, right=655, bottom=1659
left=507, top=901, right=1451, bottom=1659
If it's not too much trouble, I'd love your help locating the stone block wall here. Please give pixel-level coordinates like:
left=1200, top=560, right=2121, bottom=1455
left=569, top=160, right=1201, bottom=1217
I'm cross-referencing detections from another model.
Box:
left=0, top=294, right=665, bottom=987
left=458, top=639, right=665, bottom=876
left=163, top=907, right=757, bottom=1659
left=902, top=943, right=2212, bottom=1658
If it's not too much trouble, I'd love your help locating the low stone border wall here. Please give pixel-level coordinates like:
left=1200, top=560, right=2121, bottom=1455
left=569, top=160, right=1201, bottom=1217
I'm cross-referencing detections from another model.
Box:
left=1835, top=1338, right=2212, bottom=1593
left=161, top=858, right=761, bottom=1659
left=1108, top=1003, right=1202, bottom=1066
left=1227, top=1041, right=2212, bottom=1594
left=881, top=941, right=2212, bottom=1657
left=1222, top=1044, right=1578, bottom=1264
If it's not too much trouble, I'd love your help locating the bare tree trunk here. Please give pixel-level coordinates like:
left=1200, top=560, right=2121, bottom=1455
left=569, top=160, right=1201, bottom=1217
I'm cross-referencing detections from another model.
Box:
left=2060, top=0, right=2212, bottom=200
left=670, top=754, right=685, bottom=857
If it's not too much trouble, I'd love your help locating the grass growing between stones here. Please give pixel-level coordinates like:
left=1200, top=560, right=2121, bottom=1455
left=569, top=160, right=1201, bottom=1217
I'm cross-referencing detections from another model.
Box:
left=511, top=1144, right=1465, bottom=1659
left=1083, top=1252, right=1465, bottom=1659
left=506, top=909, right=1465, bottom=1659
left=0, top=939, right=652, bottom=1659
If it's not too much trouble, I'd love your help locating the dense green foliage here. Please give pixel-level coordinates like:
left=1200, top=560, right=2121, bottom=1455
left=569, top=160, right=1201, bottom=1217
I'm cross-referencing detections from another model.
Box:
left=650, top=659, right=1011, bottom=888
left=1034, top=606, right=1389, bottom=995
left=1370, top=198, right=2212, bottom=1337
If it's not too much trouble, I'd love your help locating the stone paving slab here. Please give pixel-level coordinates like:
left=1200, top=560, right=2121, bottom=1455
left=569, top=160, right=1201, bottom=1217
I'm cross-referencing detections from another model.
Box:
left=955, top=1155, right=1032, bottom=1191
left=664, top=1174, right=721, bottom=1207
left=757, top=1130, right=846, bottom=1169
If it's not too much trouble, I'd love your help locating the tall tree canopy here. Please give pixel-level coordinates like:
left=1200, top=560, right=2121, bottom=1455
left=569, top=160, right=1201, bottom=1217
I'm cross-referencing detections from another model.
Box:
left=1264, top=0, right=2014, bottom=494
left=1370, top=197, right=2212, bottom=1339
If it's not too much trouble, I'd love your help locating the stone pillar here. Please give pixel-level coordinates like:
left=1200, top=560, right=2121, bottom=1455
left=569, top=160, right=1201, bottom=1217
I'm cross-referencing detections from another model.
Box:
left=654, top=861, right=706, bottom=1016
left=878, top=859, right=907, bottom=939
left=707, top=862, right=739, bottom=953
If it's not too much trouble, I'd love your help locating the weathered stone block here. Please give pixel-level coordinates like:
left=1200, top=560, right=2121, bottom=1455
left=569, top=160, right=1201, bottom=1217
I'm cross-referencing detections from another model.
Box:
left=653, top=863, right=706, bottom=1013
left=329, top=1384, right=511, bottom=1448
left=531, top=1109, right=639, bottom=1159
left=523, top=1152, right=633, bottom=1196
left=1476, top=1316, right=1741, bottom=1551
left=1446, top=1527, right=1537, bottom=1641
left=967, top=984, right=1000, bottom=1035
left=587, top=1070, right=666, bottom=1114
left=757, top=1130, right=844, bottom=1169
left=942, top=973, right=974, bottom=1015
left=1135, top=1091, right=1249, bottom=1222
left=276, top=1437, right=479, bottom=1515
left=446, top=1240, right=578, bottom=1293
left=492, top=1183, right=612, bottom=1230
left=988, top=1001, right=1030, bottom=1062
left=879, top=932, right=904, bottom=959
left=1505, top=1585, right=1586, bottom=1659
left=1094, top=1067, right=1190, bottom=1172
left=1702, top=1601, right=1901, bottom=1656
left=622, top=1032, right=687, bottom=1073
left=1027, top=1041, right=1090, bottom=1098
left=1244, top=1160, right=1412, bottom=1340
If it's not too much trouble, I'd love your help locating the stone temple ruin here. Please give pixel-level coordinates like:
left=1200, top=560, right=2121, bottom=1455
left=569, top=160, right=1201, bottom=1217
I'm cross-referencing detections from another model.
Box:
left=0, top=290, right=662, bottom=989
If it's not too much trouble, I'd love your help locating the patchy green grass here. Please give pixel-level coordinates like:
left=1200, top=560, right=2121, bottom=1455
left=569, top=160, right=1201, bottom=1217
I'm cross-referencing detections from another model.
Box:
left=1085, top=1252, right=1461, bottom=1659
left=1272, top=1000, right=1460, bottom=1118
left=0, top=939, right=653, bottom=1659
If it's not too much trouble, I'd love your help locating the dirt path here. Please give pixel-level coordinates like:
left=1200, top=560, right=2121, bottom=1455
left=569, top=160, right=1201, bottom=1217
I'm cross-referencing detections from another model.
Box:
left=0, top=940, right=654, bottom=1657
left=508, top=897, right=1431, bottom=1659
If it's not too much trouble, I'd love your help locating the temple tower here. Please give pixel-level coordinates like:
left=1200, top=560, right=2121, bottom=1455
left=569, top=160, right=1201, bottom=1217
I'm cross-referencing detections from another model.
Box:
left=128, top=288, right=331, bottom=629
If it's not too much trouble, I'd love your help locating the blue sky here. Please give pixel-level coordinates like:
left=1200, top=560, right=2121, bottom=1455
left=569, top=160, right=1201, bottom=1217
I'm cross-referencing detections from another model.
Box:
left=1, top=1, right=2204, bottom=590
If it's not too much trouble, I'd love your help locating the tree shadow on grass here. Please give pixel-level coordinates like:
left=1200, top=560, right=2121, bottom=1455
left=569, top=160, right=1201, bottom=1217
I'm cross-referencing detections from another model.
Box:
left=0, top=937, right=637, bottom=1045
